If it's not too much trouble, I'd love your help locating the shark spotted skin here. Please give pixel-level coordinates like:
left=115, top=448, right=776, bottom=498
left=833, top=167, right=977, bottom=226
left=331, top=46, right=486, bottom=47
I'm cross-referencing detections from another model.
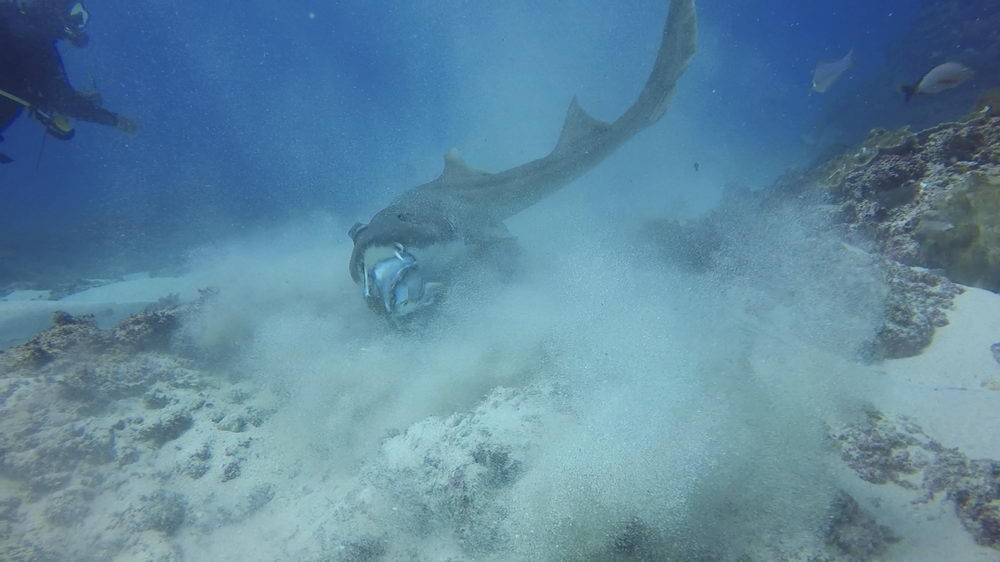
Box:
left=349, top=0, right=698, bottom=303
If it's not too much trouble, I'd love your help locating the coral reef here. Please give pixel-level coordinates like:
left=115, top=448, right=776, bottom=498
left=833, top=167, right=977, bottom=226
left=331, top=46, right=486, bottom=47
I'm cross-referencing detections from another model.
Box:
left=808, top=118, right=1000, bottom=356
left=124, top=489, right=189, bottom=535
left=636, top=210, right=957, bottom=361
left=1, top=295, right=996, bottom=558
left=832, top=410, right=1000, bottom=549
left=822, top=490, right=900, bottom=561
left=311, top=384, right=567, bottom=559
left=0, top=289, right=212, bottom=371
left=916, top=171, right=1000, bottom=288
left=964, top=88, right=1000, bottom=121
left=641, top=117, right=1000, bottom=357
left=872, top=261, right=965, bottom=359
left=817, top=117, right=1000, bottom=290
left=296, top=381, right=898, bottom=561
left=0, top=296, right=281, bottom=561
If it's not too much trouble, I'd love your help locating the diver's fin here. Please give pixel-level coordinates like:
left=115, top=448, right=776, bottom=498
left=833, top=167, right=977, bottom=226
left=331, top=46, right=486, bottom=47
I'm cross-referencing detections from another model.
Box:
left=440, top=148, right=491, bottom=183
left=553, top=97, right=610, bottom=154
left=899, top=83, right=918, bottom=103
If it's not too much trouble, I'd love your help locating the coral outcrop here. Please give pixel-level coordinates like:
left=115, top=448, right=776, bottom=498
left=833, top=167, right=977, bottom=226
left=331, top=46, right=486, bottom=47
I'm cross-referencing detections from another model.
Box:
left=805, top=117, right=1000, bottom=357
left=816, top=117, right=1000, bottom=291
left=641, top=116, right=1000, bottom=358
left=873, top=261, right=965, bottom=359
left=832, top=410, right=1000, bottom=549
left=822, top=490, right=900, bottom=561
left=305, top=383, right=900, bottom=561
left=1, top=295, right=996, bottom=558
left=0, top=293, right=280, bottom=561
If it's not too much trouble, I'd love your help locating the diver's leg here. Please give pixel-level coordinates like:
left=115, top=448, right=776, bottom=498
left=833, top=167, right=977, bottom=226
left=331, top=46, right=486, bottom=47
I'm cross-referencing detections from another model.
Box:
left=0, top=105, right=24, bottom=163
left=0, top=133, right=11, bottom=164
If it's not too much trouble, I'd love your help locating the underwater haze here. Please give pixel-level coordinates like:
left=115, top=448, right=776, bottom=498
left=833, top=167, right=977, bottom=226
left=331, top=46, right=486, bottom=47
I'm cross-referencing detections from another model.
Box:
left=1, top=0, right=919, bottom=283
left=5, top=1, right=1000, bottom=561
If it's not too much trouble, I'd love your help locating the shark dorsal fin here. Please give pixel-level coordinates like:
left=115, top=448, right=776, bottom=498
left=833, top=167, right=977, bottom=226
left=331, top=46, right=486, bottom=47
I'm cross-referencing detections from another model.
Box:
left=554, top=97, right=610, bottom=154
left=440, top=148, right=491, bottom=183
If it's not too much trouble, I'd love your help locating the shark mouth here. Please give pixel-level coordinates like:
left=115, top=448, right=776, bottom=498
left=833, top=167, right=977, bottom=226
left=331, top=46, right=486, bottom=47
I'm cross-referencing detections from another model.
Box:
left=362, top=244, right=443, bottom=318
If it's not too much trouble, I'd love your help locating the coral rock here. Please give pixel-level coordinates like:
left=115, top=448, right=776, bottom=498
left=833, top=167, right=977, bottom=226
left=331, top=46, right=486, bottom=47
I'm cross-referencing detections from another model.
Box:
left=127, top=489, right=188, bottom=536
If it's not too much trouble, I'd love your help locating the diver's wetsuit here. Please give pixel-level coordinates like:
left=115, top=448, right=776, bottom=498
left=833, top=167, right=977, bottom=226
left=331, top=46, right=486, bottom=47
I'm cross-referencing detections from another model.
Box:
left=0, top=0, right=118, bottom=159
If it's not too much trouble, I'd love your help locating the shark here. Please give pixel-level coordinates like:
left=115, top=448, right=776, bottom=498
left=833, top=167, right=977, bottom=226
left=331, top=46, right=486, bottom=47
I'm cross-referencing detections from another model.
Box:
left=348, top=0, right=698, bottom=319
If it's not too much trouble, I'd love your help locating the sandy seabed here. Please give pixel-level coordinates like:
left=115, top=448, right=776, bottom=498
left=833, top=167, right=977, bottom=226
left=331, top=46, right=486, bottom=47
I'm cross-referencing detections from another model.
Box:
left=1, top=224, right=999, bottom=561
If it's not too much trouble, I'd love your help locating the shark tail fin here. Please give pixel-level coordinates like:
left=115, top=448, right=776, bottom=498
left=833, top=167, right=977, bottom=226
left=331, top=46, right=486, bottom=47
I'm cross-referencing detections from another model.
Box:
left=553, top=97, right=610, bottom=155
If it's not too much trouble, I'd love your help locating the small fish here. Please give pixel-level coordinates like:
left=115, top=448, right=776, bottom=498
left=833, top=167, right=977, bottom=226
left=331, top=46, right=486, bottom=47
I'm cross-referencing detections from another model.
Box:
left=900, top=62, right=974, bottom=102
left=0, top=153, right=12, bottom=164
left=693, top=162, right=699, bottom=172
left=812, top=49, right=853, bottom=93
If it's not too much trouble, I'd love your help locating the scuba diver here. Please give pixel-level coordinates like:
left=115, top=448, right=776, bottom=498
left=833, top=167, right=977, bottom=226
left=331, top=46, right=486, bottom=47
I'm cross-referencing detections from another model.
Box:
left=0, top=0, right=137, bottom=164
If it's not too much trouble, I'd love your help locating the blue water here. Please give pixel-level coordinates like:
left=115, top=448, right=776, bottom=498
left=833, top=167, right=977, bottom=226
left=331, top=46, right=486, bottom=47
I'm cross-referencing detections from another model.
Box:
left=0, top=0, right=944, bottom=285
left=4, top=3, right=1000, bottom=560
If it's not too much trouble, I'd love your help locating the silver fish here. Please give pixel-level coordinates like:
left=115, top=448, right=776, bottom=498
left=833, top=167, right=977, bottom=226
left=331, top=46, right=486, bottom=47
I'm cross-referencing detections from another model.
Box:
left=901, top=62, right=974, bottom=102
left=812, top=49, right=853, bottom=93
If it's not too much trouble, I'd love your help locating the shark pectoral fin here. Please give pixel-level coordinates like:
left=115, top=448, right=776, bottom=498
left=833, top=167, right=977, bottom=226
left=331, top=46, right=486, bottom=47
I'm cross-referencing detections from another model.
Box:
left=440, top=148, right=492, bottom=184
left=420, top=282, right=446, bottom=306
left=553, top=97, right=611, bottom=155
left=466, top=221, right=517, bottom=245
left=467, top=224, right=523, bottom=281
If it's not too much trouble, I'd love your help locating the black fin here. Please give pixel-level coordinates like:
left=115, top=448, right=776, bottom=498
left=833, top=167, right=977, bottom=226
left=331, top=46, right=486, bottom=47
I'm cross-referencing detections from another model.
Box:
left=554, top=97, right=610, bottom=154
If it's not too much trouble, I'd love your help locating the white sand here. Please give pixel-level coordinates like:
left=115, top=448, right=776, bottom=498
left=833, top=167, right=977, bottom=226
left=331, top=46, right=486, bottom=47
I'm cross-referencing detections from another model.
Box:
left=879, top=286, right=1000, bottom=458
left=844, top=286, right=1000, bottom=561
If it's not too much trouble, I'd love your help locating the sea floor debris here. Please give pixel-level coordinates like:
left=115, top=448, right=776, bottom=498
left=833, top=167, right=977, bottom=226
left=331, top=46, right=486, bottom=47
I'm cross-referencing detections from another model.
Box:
left=0, top=285, right=998, bottom=560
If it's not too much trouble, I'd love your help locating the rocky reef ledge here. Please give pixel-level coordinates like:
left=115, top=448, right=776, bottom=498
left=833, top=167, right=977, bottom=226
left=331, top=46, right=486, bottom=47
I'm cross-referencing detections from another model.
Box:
left=833, top=409, right=1000, bottom=551
left=643, top=116, right=1000, bottom=359
left=819, top=116, right=1000, bottom=290
left=3, top=295, right=999, bottom=560
left=0, top=295, right=280, bottom=561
